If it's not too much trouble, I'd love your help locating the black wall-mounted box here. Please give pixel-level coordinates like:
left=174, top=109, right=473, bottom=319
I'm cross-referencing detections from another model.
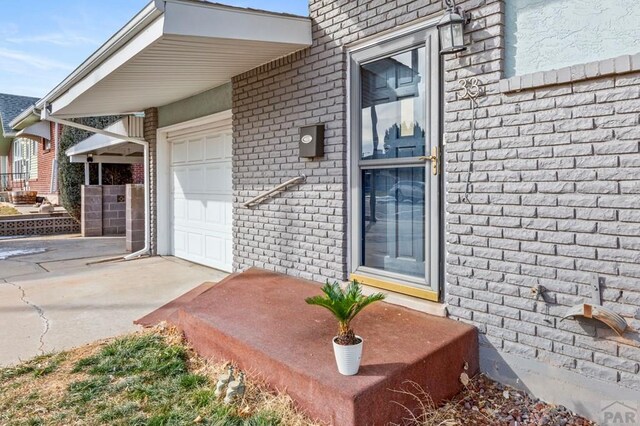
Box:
left=299, top=124, right=324, bottom=158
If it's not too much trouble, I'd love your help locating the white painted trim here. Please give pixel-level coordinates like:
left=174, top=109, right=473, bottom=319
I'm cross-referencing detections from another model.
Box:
left=156, top=110, right=233, bottom=257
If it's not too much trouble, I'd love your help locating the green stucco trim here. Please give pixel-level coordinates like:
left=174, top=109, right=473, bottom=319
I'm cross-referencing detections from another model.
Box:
left=0, top=135, right=11, bottom=156
left=158, top=83, right=232, bottom=128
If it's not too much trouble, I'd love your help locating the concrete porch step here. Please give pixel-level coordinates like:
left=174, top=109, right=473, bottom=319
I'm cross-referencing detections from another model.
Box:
left=138, top=268, right=478, bottom=425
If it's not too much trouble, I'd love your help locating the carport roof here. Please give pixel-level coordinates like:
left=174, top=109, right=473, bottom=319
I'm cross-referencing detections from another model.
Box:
left=65, top=116, right=145, bottom=163
left=39, top=0, right=312, bottom=118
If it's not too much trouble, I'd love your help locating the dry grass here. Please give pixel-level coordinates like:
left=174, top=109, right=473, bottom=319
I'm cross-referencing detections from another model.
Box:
left=0, top=203, right=20, bottom=216
left=0, top=324, right=322, bottom=426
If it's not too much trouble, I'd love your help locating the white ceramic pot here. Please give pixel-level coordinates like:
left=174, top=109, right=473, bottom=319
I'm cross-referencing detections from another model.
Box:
left=332, top=335, right=363, bottom=376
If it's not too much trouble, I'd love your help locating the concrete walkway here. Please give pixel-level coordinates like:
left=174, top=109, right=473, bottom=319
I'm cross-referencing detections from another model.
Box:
left=0, top=235, right=228, bottom=366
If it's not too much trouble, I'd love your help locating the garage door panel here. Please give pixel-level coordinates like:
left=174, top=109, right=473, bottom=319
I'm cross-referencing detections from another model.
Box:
left=172, top=141, right=188, bottom=164
left=186, top=199, right=204, bottom=221
left=204, top=200, right=224, bottom=224
left=188, top=139, right=204, bottom=162
left=187, top=232, right=204, bottom=256
left=205, top=135, right=224, bottom=160
left=186, top=166, right=204, bottom=193
left=204, top=164, right=232, bottom=194
left=173, top=198, right=187, bottom=220
left=170, top=123, right=232, bottom=272
left=174, top=230, right=187, bottom=251
left=173, top=168, right=189, bottom=195
left=205, top=236, right=226, bottom=264
left=223, top=134, right=232, bottom=158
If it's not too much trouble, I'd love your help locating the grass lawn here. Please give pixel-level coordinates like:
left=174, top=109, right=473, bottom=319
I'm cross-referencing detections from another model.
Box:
left=0, top=326, right=595, bottom=426
left=0, top=203, right=20, bottom=216
left=0, top=326, right=317, bottom=426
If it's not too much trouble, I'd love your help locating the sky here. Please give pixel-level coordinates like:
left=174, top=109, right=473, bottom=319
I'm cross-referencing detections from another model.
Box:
left=0, top=0, right=308, bottom=99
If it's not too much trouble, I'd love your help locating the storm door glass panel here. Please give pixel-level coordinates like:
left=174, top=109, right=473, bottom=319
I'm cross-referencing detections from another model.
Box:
left=360, top=47, right=426, bottom=160
left=362, top=167, right=425, bottom=278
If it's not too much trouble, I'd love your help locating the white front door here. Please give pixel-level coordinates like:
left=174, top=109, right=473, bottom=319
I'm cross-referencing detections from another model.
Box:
left=170, top=129, right=233, bottom=272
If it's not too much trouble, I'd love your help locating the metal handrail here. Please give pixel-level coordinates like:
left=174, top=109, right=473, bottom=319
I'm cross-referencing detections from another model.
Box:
left=0, top=172, right=28, bottom=191
left=243, top=174, right=306, bottom=208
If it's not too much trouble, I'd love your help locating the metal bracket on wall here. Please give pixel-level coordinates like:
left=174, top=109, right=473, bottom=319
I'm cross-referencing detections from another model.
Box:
left=561, top=274, right=628, bottom=336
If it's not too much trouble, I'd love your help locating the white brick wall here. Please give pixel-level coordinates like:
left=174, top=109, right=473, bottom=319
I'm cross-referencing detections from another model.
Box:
left=231, top=0, right=640, bottom=397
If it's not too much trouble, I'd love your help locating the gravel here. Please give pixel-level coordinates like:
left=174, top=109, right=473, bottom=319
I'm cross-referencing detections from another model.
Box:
left=428, top=374, right=596, bottom=426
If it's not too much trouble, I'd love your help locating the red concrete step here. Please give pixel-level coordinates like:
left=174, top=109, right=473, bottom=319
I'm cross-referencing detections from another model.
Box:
left=142, top=268, right=478, bottom=425
left=135, top=273, right=238, bottom=327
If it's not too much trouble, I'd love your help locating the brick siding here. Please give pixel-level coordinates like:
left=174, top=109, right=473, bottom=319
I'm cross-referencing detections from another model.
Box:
left=442, top=1, right=640, bottom=391
left=231, top=0, right=640, bottom=395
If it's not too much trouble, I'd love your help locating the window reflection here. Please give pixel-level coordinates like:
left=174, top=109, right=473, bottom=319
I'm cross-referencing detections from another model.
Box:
left=362, top=167, right=426, bottom=278
left=360, top=47, right=426, bottom=160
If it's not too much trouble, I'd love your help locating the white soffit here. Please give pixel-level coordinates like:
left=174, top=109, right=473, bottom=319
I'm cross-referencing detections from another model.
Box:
left=46, top=0, right=312, bottom=117
left=16, top=121, right=50, bottom=140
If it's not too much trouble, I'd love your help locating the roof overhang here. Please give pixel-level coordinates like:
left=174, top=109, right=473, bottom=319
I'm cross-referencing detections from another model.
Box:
left=16, top=121, right=50, bottom=140
left=9, top=106, right=39, bottom=130
left=40, top=0, right=312, bottom=118
left=66, top=116, right=145, bottom=164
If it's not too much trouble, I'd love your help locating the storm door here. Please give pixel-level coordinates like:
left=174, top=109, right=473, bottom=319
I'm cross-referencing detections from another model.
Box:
left=349, top=26, right=440, bottom=301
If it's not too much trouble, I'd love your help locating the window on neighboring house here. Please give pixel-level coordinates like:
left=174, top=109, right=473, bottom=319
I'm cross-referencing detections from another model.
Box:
left=13, top=139, right=23, bottom=177
left=13, top=138, right=38, bottom=181
left=43, top=138, right=51, bottom=152
left=29, top=139, right=38, bottom=180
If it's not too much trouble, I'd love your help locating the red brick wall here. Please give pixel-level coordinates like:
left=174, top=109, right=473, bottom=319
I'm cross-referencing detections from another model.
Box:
left=132, top=163, right=144, bottom=184
left=27, top=122, right=60, bottom=195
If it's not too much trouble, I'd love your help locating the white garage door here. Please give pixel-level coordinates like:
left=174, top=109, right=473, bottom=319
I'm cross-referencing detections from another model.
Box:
left=170, top=127, right=232, bottom=272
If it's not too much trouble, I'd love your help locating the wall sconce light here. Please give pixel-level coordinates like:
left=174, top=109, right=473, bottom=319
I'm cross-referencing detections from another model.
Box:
left=437, top=0, right=472, bottom=54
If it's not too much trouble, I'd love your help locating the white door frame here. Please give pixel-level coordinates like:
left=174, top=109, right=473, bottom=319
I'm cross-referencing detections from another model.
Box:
left=156, top=109, right=233, bottom=257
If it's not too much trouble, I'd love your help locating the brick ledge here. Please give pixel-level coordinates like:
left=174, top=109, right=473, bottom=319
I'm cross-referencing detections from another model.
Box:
left=500, top=53, right=640, bottom=93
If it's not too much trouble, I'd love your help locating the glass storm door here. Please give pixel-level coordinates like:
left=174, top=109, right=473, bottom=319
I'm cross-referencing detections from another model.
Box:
left=350, top=27, right=440, bottom=301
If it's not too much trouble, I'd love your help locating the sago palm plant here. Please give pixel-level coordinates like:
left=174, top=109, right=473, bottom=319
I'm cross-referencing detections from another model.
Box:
left=305, top=280, right=385, bottom=345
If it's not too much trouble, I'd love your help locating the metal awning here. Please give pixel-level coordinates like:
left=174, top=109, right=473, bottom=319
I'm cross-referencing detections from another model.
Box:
left=66, top=116, right=145, bottom=164
left=39, top=0, right=311, bottom=117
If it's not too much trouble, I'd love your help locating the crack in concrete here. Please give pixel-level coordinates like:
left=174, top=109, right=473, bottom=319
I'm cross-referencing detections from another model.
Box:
left=1, top=278, right=50, bottom=355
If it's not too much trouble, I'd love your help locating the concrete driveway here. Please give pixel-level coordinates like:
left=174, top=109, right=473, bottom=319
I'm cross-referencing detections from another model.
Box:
left=0, top=235, right=228, bottom=366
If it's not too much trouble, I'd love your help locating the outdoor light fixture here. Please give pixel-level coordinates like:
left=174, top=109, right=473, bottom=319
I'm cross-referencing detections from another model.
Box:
left=437, top=0, right=471, bottom=54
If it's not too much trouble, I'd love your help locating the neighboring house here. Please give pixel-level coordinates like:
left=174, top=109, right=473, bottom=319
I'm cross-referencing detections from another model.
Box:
left=18, top=0, right=640, bottom=421
left=0, top=93, right=39, bottom=190
left=0, top=93, right=60, bottom=200
left=9, top=108, right=62, bottom=202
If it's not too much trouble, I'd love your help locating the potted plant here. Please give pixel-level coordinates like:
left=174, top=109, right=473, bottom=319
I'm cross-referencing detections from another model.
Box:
left=305, top=280, right=385, bottom=375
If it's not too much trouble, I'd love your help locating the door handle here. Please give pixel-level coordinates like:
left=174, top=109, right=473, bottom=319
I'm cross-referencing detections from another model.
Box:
left=418, top=147, right=439, bottom=176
